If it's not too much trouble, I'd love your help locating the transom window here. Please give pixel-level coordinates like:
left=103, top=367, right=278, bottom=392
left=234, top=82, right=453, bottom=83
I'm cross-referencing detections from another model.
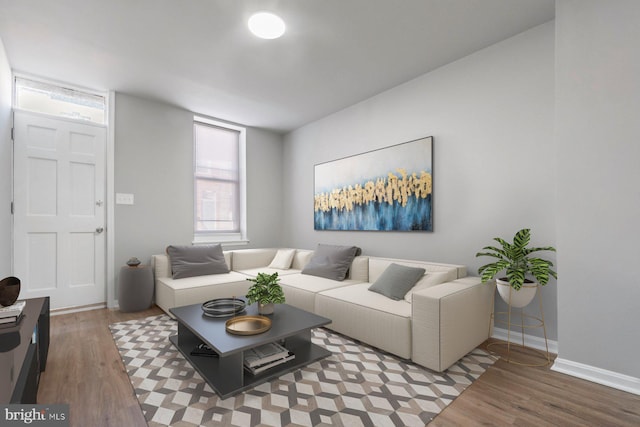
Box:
left=193, top=117, right=247, bottom=244
left=14, top=76, right=106, bottom=125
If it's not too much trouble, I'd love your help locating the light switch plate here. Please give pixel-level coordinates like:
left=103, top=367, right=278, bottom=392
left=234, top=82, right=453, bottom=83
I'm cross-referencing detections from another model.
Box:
left=116, top=193, right=134, bottom=205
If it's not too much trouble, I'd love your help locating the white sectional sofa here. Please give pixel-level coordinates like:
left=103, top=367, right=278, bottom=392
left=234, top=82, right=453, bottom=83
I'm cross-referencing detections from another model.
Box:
left=151, top=247, right=493, bottom=372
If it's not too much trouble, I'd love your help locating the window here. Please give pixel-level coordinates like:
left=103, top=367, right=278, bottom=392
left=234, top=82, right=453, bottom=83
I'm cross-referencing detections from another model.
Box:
left=193, top=117, right=247, bottom=244
left=14, top=76, right=106, bottom=125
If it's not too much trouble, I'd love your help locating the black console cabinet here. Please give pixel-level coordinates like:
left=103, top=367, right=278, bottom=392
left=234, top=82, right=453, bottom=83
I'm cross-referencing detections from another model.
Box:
left=0, top=297, right=50, bottom=403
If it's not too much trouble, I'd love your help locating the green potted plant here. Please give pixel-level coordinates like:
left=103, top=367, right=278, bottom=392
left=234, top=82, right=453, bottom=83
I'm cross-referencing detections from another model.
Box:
left=245, top=272, right=286, bottom=314
left=476, top=228, right=557, bottom=308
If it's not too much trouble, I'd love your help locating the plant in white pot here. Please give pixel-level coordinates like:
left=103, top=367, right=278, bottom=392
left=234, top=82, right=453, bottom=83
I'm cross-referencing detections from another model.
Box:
left=476, top=228, right=557, bottom=308
left=245, top=272, right=286, bottom=315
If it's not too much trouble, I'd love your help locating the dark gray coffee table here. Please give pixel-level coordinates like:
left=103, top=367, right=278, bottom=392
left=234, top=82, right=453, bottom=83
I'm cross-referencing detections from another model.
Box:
left=169, top=302, right=331, bottom=399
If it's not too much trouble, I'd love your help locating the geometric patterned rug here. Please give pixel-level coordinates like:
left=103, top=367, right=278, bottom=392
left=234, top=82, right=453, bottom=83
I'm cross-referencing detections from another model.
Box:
left=110, top=315, right=496, bottom=427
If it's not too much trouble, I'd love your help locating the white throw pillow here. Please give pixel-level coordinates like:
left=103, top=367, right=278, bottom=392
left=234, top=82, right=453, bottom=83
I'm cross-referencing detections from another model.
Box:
left=268, top=249, right=296, bottom=270
left=404, top=271, right=450, bottom=303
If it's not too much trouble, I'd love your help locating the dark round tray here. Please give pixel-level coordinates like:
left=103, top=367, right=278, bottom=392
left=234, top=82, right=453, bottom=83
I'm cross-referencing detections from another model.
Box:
left=201, top=298, right=246, bottom=318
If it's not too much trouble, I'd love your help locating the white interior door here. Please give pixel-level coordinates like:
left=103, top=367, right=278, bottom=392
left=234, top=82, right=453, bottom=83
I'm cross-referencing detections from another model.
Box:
left=13, top=110, right=106, bottom=310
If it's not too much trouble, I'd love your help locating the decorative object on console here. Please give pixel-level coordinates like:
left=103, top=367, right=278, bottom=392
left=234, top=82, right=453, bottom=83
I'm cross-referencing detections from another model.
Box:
left=245, top=272, right=285, bottom=315
left=476, top=228, right=555, bottom=366
left=0, top=276, right=21, bottom=307
left=126, top=257, right=141, bottom=267
left=301, top=244, right=361, bottom=281
left=476, top=228, right=557, bottom=307
left=166, top=244, right=229, bottom=279
left=314, top=136, right=433, bottom=231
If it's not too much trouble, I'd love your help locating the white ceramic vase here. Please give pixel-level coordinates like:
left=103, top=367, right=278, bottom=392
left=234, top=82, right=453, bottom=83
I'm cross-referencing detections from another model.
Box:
left=496, top=278, right=538, bottom=308
left=258, top=302, right=274, bottom=315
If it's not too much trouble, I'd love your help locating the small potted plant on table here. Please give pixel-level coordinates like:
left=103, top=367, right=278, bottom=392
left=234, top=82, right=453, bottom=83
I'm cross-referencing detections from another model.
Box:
left=246, top=272, right=286, bottom=315
left=476, top=228, right=557, bottom=308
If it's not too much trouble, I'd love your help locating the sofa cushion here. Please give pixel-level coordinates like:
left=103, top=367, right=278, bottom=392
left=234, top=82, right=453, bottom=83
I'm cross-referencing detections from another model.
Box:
left=404, top=271, right=450, bottom=303
left=317, top=282, right=412, bottom=318
left=157, top=271, right=248, bottom=290
left=167, top=244, right=229, bottom=279
left=291, top=250, right=314, bottom=270
left=155, top=272, right=251, bottom=315
left=347, top=256, right=369, bottom=281
left=230, top=248, right=277, bottom=271
left=268, top=249, right=296, bottom=269
left=237, top=267, right=301, bottom=277
left=280, top=273, right=362, bottom=294
left=368, top=257, right=462, bottom=283
left=368, top=263, right=425, bottom=300
left=315, top=282, right=412, bottom=358
left=301, top=244, right=361, bottom=281
left=278, top=273, right=364, bottom=313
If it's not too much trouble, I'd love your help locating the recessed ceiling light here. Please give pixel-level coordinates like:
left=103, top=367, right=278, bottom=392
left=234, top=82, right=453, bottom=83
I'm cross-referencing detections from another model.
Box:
left=248, top=12, right=286, bottom=39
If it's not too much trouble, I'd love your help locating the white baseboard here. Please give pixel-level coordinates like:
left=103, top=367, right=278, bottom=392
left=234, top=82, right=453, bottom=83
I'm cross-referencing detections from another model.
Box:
left=551, top=358, right=640, bottom=396
left=492, top=327, right=640, bottom=395
left=491, top=327, right=558, bottom=354
left=51, top=302, right=106, bottom=316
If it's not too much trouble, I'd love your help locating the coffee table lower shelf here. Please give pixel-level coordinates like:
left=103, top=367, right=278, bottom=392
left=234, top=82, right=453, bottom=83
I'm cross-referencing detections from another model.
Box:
left=169, top=333, right=331, bottom=399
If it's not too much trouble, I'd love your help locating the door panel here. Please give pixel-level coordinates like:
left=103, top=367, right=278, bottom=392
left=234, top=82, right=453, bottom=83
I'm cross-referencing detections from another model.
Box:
left=13, top=110, right=106, bottom=309
left=26, top=232, right=57, bottom=290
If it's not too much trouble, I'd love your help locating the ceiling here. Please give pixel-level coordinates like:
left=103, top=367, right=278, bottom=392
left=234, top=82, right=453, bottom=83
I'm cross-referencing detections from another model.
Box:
left=0, top=0, right=555, bottom=133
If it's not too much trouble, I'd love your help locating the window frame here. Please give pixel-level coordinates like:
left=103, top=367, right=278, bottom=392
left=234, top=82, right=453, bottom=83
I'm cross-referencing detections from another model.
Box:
left=192, top=116, right=248, bottom=246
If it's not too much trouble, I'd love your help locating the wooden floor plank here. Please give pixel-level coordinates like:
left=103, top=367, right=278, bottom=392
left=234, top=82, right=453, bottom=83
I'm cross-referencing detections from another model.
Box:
left=37, top=306, right=161, bottom=427
left=37, top=307, right=640, bottom=426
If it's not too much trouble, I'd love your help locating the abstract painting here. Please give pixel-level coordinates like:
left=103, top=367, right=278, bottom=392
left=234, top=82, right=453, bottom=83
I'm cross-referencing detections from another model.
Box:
left=314, top=136, right=433, bottom=231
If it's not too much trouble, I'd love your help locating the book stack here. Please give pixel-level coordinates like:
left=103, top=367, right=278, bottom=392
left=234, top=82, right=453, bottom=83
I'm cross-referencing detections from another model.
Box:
left=0, top=300, right=26, bottom=328
left=244, top=342, right=295, bottom=375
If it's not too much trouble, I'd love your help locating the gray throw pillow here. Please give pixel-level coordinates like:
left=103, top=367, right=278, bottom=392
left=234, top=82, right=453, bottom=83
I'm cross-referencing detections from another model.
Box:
left=301, top=244, right=361, bottom=281
left=166, top=244, right=229, bottom=279
left=368, top=263, right=426, bottom=300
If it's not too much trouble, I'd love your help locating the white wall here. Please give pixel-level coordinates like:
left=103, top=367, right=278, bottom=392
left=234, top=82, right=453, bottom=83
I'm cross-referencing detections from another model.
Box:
left=555, top=0, right=640, bottom=382
left=113, top=93, right=285, bottom=298
left=0, top=38, right=12, bottom=277
left=283, top=23, right=557, bottom=338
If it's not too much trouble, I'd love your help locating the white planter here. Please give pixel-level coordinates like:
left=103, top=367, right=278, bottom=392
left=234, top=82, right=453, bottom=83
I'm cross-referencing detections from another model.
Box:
left=258, top=302, right=274, bottom=315
left=496, top=278, right=538, bottom=308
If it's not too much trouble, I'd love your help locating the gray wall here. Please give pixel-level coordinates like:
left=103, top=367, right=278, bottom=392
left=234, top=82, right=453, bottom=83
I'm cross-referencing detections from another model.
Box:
left=0, top=39, right=12, bottom=277
left=555, top=0, right=640, bottom=378
left=282, top=23, right=557, bottom=339
left=114, top=93, right=193, bottom=272
left=113, top=93, right=284, bottom=296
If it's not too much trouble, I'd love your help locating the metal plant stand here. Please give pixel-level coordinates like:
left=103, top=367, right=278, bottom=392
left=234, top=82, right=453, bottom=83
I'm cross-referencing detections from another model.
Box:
left=487, top=283, right=551, bottom=367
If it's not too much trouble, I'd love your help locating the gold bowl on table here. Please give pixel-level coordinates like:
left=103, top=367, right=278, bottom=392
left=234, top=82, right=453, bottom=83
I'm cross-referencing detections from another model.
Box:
left=225, top=315, right=272, bottom=335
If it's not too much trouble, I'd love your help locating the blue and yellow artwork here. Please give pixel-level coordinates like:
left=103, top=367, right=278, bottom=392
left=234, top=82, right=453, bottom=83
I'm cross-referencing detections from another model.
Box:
left=314, top=137, right=433, bottom=231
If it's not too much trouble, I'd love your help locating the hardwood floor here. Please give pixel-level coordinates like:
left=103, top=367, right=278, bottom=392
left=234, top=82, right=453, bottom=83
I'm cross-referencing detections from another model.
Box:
left=433, top=341, right=640, bottom=426
left=38, top=307, right=640, bottom=427
left=37, top=305, right=163, bottom=427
